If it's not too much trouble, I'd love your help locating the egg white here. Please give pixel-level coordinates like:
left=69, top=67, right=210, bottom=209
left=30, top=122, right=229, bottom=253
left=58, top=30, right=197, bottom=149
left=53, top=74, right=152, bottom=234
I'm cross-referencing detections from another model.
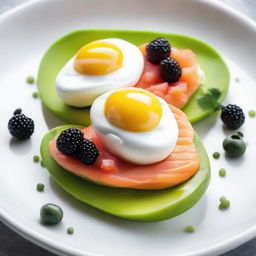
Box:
left=56, top=38, right=144, bottom=107
left=90, top=90, right=179, bottom=165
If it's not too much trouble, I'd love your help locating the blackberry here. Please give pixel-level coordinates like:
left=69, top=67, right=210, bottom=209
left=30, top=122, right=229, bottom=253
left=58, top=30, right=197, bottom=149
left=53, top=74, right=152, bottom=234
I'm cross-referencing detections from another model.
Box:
left=56, top=128, right=84, bottom=155
left=221, top=104, right=245, bottom=130
left=146, top=37, right=171, bottom=64
left=76, top=139, right=99, bottom=165
left=8, top=114, right=34, bottom=140
left=160, top=57, right=182, bottom=83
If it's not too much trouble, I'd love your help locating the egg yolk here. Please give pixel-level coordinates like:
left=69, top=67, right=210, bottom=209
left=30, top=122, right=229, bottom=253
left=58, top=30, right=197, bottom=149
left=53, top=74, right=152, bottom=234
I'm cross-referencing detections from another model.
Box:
left=74, top=40, right=123, bottom=75
left=105, top=88, right=163, bottom=132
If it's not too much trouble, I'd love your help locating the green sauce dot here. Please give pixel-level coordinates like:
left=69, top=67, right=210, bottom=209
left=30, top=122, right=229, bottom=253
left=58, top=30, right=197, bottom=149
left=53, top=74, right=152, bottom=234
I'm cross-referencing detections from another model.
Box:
left=219, top=168, right=226, bottom=177
left=37, top=183, right=45, bottom=192
left=33, top=155, right=40, bottom=163
left=32, top=92, right=39, bottom=98
left=27, top=76, right=35, bottom=84
left=213, top=152, right=220, bottom=159
left=249, top=110, right=256, bottom=117
left=219, top=196, right=230, bottom=210
left=67, top=227, right=74, bottom=235
left=184, top=225, right=195, bottom=233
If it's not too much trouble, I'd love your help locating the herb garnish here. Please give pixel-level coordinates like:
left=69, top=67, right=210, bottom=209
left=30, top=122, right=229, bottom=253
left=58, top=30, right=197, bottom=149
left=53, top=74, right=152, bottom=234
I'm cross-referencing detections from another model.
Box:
left=197, top=88, right=222, bottom=111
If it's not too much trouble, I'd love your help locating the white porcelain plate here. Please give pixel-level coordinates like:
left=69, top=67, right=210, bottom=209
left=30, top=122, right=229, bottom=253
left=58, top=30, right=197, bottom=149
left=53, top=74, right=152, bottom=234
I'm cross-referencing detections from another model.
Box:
left=0, top=0, right=256, bottom=255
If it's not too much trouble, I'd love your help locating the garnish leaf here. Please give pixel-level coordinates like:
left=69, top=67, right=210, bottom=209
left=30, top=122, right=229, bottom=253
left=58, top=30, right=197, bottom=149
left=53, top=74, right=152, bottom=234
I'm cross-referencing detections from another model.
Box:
left=197, top=88, right=222, bottom=111
left=209, top=88, right=221, bottom=102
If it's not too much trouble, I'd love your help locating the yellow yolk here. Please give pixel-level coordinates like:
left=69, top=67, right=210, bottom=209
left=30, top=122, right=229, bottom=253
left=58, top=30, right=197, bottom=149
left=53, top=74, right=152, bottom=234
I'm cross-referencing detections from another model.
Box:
left=105, top=88, right=163, bottom=132
left=74, top=40, right=123, bottom=75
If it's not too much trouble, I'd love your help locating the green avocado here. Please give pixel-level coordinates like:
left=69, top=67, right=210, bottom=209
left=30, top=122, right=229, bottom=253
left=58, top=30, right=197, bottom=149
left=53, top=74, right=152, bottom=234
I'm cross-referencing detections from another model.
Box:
left=37, top=29, right=229, bottom=125
left=40, top=125, right=211, bottom=222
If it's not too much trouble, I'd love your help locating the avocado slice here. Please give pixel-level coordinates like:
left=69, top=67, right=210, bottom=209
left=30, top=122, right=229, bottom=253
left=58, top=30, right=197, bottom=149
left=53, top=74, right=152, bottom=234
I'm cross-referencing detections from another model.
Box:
left=40, top=125, right=211, bottom=222
left=37, top=29, right=229, bottom=125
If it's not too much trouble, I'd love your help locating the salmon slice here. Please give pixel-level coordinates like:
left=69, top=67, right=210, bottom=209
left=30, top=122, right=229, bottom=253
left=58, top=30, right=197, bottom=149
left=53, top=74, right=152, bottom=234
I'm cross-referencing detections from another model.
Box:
left=49, top=105, right=200, bottom=190
left=136, top=44, right=201, bottom=109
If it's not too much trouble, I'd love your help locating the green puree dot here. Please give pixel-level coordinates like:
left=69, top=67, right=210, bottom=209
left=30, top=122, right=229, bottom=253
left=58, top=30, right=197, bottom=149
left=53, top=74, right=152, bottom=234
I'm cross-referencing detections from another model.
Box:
left=213, top=152, right=220, bottom=159
left=37, top=183, right=45, bottom=192
left=219, top=168, right=226, bottom=177
left=33, top=155, right=40, bottom=163
left=32, top=92, right=39, bottom=98
left=249, top=110, right=256, bottom=117
left=184, top=225, right=195, bottom=233
left=67, top=227, right=74, bottom=235
left=219, top=196, right=230, bottom=210
left=27, top=76, right=35, bottom=84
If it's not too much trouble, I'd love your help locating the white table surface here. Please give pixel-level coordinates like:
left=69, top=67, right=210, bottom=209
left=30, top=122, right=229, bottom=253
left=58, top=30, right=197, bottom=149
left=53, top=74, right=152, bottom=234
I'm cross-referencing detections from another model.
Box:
left=0, top=0, right=255, bottom=255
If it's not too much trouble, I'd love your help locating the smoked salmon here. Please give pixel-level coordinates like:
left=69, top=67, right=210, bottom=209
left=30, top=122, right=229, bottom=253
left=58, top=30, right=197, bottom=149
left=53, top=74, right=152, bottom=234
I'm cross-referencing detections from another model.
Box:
left=49, top=105, right=200, bottom=190
left=136, top=44, right=201, bottom=109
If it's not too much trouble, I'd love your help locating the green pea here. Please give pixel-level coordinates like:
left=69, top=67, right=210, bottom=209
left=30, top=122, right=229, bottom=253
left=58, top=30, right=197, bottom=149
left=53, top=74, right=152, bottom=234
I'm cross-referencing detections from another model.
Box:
left=67, top=227, right=74, bottom=235
left=26, top=76, right=35, bottom=84
left=37, top=183, right=45, bottom=192
left=248, top=110, right=256, bottom=117
left=40, top=203, right=63, bottom=225
left=212, top=152, right=220, bottom=159
left=219, top=196, right=230, bottom=210
left=33, top=155, right=40, bottom=163
left=32, top=92, right=39, bottom=98
left=219, top=168, right=226, bottom=177
left=184, top=225, right=195, bottom=233
left=223, top=135, right=246, bottom=158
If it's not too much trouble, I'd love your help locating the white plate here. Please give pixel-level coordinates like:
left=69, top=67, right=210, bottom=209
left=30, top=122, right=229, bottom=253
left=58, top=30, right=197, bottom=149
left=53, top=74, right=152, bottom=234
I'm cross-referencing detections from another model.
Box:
left=0, top=0, right=256, bottom=255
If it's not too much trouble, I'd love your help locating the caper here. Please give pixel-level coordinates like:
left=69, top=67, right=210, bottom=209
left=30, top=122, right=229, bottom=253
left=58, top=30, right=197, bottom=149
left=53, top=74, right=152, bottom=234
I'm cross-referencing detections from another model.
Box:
left=40, top=203, right=63, bottom=225
left=223, top=135, right=246, bottom=158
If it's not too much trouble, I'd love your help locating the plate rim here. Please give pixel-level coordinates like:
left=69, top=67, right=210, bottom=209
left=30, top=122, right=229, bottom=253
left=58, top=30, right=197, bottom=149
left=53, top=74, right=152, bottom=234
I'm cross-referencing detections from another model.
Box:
left=0, top=0, right=256, bottom=255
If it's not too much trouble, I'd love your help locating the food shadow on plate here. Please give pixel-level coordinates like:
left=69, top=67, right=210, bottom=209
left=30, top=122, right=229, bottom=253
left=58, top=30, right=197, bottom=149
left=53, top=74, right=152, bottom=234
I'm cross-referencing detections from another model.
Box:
left=38, top=219, right=65, bottom=231
left=49, top=176, right=207, bottom=235
left=223, top=153, right=247, bottom=168
left=41, top=104, right=66, bottom=130
left=221, top=124, right=243, bottom=137
left=192, top=112, right=219, bottom=140
left=9, top=137, right=32, bottom=155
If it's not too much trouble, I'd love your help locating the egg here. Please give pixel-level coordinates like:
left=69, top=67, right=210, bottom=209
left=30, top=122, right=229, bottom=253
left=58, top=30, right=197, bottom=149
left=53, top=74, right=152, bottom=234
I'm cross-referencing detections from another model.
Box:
left=56, top=38, right=144, bottom=107
left=90, top=88, right=179, bottom=165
